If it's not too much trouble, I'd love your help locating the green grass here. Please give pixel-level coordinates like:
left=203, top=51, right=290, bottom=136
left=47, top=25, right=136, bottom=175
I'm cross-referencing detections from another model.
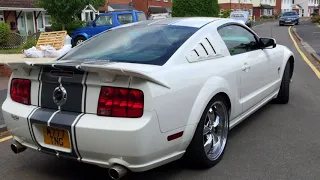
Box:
left=0, top=48, right=22, bottom=54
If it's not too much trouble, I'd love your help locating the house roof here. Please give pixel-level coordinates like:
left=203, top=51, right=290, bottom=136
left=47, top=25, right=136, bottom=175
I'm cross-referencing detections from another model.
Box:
left=260, top=4, right=273, bottom=9
left=148, top=6, right=168, bottom=14
left=0, top=0, right=35, bottom=8
left=108, top=3, right=135, bottom=11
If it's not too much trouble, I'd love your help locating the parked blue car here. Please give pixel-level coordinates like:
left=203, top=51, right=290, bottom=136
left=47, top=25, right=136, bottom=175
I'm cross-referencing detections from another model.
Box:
left=71, top=10, right=147, bottom=46
left=279, top=11, right=300, bottom=26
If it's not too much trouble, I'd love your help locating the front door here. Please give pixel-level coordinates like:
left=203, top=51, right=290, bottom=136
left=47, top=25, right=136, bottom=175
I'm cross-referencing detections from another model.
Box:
left=36, top=12, right=45, bottom=32
left=25, top=12, right=35, bottom=35
left=218, top=24, right=269, bottom=113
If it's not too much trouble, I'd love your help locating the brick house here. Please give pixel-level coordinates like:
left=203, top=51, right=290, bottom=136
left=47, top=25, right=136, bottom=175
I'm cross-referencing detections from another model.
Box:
left=218, top=0, right=253, bottom=18
left=252, top=0, right=276, bottom=19
left=132, top=0, right=172, bottom=16
left=0, top=0, right=50, bottom=36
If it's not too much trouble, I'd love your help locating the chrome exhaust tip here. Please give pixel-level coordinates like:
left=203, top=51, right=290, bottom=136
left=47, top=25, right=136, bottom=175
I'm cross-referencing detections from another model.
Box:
left=108, top=165, right=128, bottom=180
left=11, top=141, right=26, bottom=154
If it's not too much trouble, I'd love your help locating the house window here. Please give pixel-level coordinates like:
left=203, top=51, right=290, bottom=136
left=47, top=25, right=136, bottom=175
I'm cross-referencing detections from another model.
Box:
left=0, top=11, right=3, bottom=22
left=44, top=13, right=51, bottom=27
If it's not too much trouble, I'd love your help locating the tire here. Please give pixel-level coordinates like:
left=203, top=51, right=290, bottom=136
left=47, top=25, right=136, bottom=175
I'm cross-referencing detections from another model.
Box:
left=73, top=36, right=86, bottom=47
left=279, top=23, right=283, bottom=26
left=273, top=62, right=291, bottom=104
left=183, top=95, right=230, bottom=168
left=296, top=21, right=299, bottom=25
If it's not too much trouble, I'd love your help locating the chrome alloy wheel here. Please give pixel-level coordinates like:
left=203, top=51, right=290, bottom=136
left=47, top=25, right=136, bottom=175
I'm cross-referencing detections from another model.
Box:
left=76, top=39, right=84, bottom=45
left=203, top=101, right=229, bottom=161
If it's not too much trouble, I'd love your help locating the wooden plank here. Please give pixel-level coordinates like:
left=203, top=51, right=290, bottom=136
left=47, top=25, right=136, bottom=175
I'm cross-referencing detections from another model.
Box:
left=35, top=31, right=67, bottom=50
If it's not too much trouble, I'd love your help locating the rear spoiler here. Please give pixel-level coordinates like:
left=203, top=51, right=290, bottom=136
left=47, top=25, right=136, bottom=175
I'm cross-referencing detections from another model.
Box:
left=6, top=61, right=170, bottom=89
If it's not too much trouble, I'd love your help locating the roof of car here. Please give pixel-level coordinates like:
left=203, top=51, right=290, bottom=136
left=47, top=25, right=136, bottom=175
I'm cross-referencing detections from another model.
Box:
left=136, top=17, right=223, bottom=28
left=230, top=11, right=249, bottom=14
left=100, top=10, right=143, bottom=15
left=110, top=17, right=241, bottom=31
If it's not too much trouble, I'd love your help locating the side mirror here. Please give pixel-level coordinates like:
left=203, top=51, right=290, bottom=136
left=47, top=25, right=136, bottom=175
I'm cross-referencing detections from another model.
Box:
left=260, top=37, right=276, bottom=49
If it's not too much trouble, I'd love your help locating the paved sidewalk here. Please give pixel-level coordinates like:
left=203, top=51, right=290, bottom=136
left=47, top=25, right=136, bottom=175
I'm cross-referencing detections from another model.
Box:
left=0, top=54, right=55, bottom=64
left=296, top=20, right=320, bottom=56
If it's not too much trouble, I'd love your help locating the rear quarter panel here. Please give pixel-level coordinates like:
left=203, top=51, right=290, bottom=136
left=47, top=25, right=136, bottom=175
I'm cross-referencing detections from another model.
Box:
left=130, top=58, right=242, bottom=134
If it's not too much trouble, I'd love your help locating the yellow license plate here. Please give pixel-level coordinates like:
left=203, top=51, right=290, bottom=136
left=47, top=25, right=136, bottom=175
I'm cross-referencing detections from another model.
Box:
left=43, top=127, right=71, bottom=149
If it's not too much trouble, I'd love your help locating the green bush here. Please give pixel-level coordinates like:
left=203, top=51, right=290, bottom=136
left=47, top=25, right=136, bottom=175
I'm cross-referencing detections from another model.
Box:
left=21, top=38, right=37, bottom=50
left=311, top=15, right=320, bottom=23
left=172, top=0, right=219, bottom=17
left=261, top=15, right=273, bottom=19
left=220, top=10, right=231, bottom=18
left=0, top=22, right=11, bottom=45
left=50, top=18, right=85, bottom=35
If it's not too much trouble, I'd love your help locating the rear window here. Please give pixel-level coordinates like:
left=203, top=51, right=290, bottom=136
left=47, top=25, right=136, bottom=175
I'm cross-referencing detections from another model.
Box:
left=137, top=12, right=147, bottom=21
left=60, top=25, right=198, bottom=65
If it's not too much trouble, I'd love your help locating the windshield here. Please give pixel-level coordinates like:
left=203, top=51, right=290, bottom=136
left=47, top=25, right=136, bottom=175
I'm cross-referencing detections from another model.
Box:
left=60, top=25, right=198, bottom=65
left=282, top=12, right=297, bottom=16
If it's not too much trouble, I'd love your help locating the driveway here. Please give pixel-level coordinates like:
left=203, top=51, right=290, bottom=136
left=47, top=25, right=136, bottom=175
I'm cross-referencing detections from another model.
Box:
left=1, top=21, right=320, bottom=180
left=296, top=20, right=320, bottom=56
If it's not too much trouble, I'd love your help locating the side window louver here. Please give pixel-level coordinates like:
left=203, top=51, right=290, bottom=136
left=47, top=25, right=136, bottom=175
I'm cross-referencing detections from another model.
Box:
left=186, top=36, right=217, bottom=62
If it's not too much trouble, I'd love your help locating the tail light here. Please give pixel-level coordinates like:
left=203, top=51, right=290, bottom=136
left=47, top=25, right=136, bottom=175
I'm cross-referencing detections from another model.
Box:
left=10, top=78, right=31, bottom=105
left=97, top=86, right=144, bottom=118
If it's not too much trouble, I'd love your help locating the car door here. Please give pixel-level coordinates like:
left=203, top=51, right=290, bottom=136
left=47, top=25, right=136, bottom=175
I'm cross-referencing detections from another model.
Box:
left=217, top=24, right=269, bottom=113
left=259, top=39, right=283, bottom=96
left=92, top=14, right=114, bottom=35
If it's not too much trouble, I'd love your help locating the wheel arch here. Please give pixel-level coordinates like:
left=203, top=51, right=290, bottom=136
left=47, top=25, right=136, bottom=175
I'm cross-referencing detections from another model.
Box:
left=280, top=46, right=295, bottom=80
left=72, top=33, right=89, bottom=46
left=180, top=76, right=236, bottom=151
left=288, top=55, right=294, bottom=80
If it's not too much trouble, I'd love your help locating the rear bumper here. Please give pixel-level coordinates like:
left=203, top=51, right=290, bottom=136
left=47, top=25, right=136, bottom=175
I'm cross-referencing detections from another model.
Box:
left=2, top=99, right=186, bottom=172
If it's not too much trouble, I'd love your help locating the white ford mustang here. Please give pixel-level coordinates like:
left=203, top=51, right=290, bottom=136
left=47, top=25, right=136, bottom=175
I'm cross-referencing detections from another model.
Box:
left=2, top=17, right=294, bottom=180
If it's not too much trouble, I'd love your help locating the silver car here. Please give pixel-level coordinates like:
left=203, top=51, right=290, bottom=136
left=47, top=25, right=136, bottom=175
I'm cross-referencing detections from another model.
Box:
left=230, top=11, right=252, bottom=28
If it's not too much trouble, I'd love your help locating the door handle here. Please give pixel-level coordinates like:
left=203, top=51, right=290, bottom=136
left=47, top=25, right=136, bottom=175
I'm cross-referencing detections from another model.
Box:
left=242, top=63, right=251, bottom=72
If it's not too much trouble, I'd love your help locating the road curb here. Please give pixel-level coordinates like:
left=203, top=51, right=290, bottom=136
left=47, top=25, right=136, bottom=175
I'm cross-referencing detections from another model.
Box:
left=0, top=124, right=7, bottom=132
left=291, top=27, right=303, bottom=42
left=311, top=53, right=320, bottom=63
left=290, top=27, right=320, bottom=63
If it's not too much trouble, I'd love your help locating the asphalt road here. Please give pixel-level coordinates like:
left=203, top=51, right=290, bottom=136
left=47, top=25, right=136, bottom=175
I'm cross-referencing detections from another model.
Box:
left=1, top=21, right=320, bottom=180
left=296, top=20, right=320, bottom=56
left=0, top=89, right=7, bottom=129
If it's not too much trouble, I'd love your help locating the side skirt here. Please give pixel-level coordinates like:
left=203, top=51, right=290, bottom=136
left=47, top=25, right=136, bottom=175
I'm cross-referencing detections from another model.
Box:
left=229, top=90, right=279, bottom=129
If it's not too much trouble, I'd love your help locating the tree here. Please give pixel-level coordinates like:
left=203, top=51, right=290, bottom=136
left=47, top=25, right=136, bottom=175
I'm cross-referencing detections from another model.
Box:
left=36, top=0, right=105, bottom=30
left=172, top=0, right=219, bottom=17
left=0, top=22, right=10, bottom=45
